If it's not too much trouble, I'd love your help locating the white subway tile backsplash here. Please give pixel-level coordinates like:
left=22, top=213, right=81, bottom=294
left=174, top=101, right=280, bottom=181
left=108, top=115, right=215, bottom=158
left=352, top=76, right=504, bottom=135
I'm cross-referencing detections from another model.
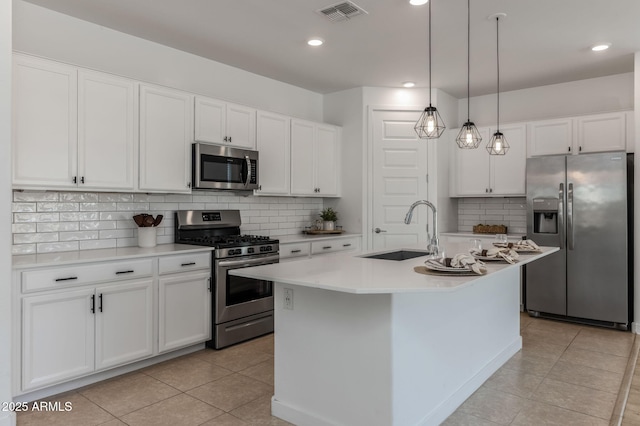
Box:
left=457, top=197, right=527, bottom=235
left=12, top=190, right=323, bottom=254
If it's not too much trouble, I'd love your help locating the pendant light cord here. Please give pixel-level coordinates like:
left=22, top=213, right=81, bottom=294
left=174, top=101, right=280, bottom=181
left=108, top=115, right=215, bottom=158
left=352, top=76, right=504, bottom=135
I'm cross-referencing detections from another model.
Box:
left=496, top=16, right=500, bottom=131
left=466, top=0, right=470, bottom=122
left=428, top=0, right=432, bottom=106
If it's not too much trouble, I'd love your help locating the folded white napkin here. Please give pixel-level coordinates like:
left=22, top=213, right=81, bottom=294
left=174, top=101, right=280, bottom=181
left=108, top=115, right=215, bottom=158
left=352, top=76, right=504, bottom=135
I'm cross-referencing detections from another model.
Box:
left=494, top=239, right=541, bottom=252
left=449, top=253, right=487, bottom=275
left=470, top=247, right=519, bottom=264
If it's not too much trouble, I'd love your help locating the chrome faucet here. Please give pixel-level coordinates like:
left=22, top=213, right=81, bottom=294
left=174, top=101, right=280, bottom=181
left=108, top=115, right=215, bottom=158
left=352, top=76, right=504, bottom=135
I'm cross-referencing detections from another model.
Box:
left=404, top=200, right=439, bottom=255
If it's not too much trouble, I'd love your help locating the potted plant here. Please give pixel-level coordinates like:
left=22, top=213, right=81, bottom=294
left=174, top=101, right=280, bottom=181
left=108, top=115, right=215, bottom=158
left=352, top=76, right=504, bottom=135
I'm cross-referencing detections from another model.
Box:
left=319, top=208, right=338, bottom=231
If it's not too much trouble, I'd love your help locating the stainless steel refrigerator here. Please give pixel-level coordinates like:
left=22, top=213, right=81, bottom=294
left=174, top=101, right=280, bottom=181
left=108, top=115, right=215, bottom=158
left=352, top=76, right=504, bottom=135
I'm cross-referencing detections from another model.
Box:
left=525, top=152, right=633, bottom=329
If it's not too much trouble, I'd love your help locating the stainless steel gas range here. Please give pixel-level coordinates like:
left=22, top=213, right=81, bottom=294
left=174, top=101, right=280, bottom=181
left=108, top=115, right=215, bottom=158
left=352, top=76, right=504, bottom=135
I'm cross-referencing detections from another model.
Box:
left=174, top=210, right=278, bottom=349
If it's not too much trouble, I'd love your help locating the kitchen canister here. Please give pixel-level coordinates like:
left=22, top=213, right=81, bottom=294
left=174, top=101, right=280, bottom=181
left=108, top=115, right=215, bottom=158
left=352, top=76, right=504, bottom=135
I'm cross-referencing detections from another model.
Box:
left=138, top=226, right=157, bottom=248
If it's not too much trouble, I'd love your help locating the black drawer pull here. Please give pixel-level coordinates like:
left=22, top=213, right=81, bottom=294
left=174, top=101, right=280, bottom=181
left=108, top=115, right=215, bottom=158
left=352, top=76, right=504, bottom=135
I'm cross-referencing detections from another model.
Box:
left=99, top=294, right=103, bottom=312
left=323, top=246, right=332, bottom=250
left=343, top=244, right=352, bottom=247
left=290, top=249, right=302, bottom=253
left=115, top=270, right=134, bottom=275
left=55, top=276, right=78, bottom=282
left=181, top=262, right=196, bottom=267
left=90, top=295, right=95, bottom=314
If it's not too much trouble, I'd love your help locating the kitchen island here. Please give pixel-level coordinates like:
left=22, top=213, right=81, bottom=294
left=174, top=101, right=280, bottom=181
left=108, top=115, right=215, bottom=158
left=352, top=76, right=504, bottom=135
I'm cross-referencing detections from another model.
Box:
left=232, top=242, right=557, bottom=426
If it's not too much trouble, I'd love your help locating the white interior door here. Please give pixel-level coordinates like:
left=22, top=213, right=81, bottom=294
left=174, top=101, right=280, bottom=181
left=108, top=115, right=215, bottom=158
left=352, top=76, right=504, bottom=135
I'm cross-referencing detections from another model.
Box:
left=371, top=109, right=429, bottom=250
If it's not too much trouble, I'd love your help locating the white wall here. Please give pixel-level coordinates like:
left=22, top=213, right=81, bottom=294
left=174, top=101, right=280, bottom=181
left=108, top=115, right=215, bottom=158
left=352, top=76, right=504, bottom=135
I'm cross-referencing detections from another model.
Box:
left=1, top=0, right=14, bottom=424
left=460, top=73, right=634, bottom=126
left=634, top=53, right=640, bottom=334
left=12, top=1, right=323, bottom=122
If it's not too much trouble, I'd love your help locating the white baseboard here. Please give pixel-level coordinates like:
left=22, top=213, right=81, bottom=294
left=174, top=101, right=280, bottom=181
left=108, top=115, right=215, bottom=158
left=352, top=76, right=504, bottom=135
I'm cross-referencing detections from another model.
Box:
left=632, top=322, right=640, bottom=334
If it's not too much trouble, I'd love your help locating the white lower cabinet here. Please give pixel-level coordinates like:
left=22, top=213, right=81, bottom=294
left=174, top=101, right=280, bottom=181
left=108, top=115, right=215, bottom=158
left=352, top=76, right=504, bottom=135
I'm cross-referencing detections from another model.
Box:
left=21, top=278, right=153, bottom=391
left=158, top=271, right=211, bottom=353
left=280, top=236, right=361, bottom=261
left=17, top=250, right=212, bottom=394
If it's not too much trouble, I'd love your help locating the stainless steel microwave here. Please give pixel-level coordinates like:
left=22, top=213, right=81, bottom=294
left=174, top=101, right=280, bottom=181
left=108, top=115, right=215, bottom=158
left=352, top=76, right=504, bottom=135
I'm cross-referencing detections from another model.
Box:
left=192, top=143, right=259, bottom=191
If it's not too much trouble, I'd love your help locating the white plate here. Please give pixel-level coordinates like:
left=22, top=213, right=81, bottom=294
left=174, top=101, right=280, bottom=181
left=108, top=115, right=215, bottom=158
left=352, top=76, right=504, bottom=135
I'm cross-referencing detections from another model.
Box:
left=471, top=254, right=506, bottom=262
left=492, top=243, right=541, bottom=253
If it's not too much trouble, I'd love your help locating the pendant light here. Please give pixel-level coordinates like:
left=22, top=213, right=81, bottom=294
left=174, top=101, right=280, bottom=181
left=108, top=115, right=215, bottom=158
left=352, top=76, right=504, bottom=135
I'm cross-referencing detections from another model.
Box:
left=455, top=0, right=481, bottom=149
left=486, top=14, right=509, bottom=155
left=414, top=0, right=446, bottom=139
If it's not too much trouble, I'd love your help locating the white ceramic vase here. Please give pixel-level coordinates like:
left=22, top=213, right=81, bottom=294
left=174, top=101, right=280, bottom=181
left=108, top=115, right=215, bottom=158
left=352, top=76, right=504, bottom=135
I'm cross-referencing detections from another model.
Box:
left=323, top=221, right=335, bottom=231
left=138, top=227, right=157, bottom=248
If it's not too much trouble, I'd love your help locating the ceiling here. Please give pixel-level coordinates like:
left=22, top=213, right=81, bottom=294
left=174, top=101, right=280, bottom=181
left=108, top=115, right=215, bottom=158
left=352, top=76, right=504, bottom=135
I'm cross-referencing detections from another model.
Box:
left=21, top=0, right=640, bottom=98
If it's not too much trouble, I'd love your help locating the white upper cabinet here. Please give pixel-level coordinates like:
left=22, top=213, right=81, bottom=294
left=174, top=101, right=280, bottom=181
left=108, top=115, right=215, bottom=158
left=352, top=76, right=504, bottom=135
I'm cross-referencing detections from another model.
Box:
left=451, top=123, right=526, bottom=197
left=291, top=119, right=340, bottom=197
left=194, top=96, right=256, bottom=149
left=576, top=112, right=626, bottom=154
left=13, top=54, right=78, bottom=188
left=13, top=54, right=136, bottom=191
left=528, top=111, right=629, bottom=157
left=139, top=84, right=193, bottom=193
left=255, top=111, right=290, bottom=195
left=78, top=70, right=136, bottom=190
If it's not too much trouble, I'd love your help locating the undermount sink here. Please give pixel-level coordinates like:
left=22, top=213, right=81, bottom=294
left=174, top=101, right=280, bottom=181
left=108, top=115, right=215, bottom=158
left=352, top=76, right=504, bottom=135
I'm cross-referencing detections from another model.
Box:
left=362, top=250, right=431, bottom=261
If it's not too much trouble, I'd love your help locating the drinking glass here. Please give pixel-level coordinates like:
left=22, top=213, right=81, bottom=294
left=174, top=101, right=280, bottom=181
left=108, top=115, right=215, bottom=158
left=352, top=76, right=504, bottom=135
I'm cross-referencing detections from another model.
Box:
left=469, top=238, right=482, bottom=252
left=495, top=234, right=508, bottom=244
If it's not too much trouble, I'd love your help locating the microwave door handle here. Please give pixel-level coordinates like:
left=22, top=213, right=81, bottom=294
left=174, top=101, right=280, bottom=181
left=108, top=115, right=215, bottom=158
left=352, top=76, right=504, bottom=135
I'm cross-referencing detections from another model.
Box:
left=244, top=155, right=251, bottom=188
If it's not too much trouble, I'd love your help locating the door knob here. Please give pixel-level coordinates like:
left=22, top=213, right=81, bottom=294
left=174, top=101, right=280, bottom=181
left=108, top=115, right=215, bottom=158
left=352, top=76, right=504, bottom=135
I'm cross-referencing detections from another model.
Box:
left=374, top=228, right=387, bottom=233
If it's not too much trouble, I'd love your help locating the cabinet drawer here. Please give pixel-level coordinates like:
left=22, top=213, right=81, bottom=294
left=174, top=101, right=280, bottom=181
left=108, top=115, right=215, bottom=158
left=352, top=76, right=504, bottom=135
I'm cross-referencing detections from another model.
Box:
left=21, top=259, right=154, bottom=293
left=280, top=242, right=311, bottom=259
left=311, top=237, right=361, bottom=255
left=158, top=252, right=211, bottom=275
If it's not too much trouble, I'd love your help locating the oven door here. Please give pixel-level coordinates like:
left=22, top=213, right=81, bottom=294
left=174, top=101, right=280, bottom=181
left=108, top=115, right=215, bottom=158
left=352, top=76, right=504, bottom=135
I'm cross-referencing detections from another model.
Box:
left=214, top=254, right=278, bottom=324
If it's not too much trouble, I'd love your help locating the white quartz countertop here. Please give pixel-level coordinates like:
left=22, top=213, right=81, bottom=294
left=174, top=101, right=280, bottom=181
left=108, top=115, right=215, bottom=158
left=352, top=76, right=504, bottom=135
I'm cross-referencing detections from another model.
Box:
left=277, top=233, right=362, bottom=244
left=12, top=243, right=214, bottom=269
left=440, top=232, right=526, bottom=239
left=232, top=241, right=558, bottom=294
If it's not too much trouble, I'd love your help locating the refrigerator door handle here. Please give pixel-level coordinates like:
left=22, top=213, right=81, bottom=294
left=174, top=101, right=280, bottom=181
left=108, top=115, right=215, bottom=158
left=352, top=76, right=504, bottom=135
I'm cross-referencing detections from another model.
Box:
left=567, top=182, right=574, bottom=250
left=558, top=183, right=564, bottom=249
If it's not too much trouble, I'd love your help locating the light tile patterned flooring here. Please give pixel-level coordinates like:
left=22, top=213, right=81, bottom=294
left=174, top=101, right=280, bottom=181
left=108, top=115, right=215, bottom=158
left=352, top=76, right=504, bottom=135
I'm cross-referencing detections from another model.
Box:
left=17, top=313, right=639, bottom=425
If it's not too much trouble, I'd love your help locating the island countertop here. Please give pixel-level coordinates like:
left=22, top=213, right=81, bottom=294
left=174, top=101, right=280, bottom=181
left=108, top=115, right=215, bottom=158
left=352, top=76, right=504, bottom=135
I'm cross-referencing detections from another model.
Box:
left=232, top=242, right=558, bottom=294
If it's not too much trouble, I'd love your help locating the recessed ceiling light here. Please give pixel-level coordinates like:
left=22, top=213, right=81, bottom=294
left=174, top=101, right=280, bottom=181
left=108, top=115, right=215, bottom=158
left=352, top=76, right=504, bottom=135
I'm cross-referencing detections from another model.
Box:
left=402, top=82, right=416, bottom=88
left=307, top=38, right=324, bottom=47
left=591, top=43, right=611, bottom=52
left=409, top=0, right=429, bottom=5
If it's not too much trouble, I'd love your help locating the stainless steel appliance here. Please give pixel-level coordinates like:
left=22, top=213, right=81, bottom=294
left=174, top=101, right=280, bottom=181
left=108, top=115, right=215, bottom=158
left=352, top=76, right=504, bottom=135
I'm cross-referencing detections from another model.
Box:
left=175, top=210, right=278, bottom=348
left=525, top=152, right=633, bottom=329
left=192, top=142, right=259, bottom=191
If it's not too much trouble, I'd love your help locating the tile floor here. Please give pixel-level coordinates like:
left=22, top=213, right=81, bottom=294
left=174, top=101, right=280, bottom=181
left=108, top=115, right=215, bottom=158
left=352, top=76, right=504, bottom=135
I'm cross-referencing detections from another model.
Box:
left=16, top=314, right=639, bottom=425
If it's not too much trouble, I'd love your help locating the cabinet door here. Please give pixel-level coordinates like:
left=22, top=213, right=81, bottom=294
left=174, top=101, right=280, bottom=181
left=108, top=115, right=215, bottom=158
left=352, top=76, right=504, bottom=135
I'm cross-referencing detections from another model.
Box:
left=491, top=124, right=527, bottom=195
left=22, top=288, right=95, bottom=391
left=527, top=118, right=572, bottom=156
left=291, top=119, right=316, bottom=195
left=255, top=111, right=290, bottom=195
left=78, top=70, right=136, bottom=190
left=158, top=271, right=212, bottom=353
left=455, top=127, right=492, bottom=195
left=95, top=279, right=154, bottom=370
left=139, top=85, right=193, bottom=192
left=316, top=125, right=340, bottom=196
left=194, top=96, right=226, bottom=144
left=576, top=112, right=626, bottom=153
left=12, top=54, right=78, bottom=188
left=226, top=103, right=256, bottom=149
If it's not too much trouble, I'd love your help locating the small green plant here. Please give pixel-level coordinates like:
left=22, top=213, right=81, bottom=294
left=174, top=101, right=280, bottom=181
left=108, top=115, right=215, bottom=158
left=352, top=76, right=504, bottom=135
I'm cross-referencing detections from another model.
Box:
left=319, top=207, right=338, bottom=222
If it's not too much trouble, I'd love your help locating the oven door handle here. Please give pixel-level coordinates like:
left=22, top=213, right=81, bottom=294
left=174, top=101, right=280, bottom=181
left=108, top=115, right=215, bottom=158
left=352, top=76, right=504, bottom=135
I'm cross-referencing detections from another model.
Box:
left=217, top=254, right=280, bottom=268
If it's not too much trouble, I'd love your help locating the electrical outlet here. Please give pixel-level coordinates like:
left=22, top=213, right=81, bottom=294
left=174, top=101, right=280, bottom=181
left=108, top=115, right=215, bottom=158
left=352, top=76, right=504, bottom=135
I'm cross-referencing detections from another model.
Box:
left=283, top=288, right=294, bottom=310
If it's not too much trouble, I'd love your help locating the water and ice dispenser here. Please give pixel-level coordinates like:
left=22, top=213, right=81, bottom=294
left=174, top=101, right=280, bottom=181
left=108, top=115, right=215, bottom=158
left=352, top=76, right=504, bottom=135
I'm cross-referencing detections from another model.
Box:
left=532, top=198, right=558, bottom=234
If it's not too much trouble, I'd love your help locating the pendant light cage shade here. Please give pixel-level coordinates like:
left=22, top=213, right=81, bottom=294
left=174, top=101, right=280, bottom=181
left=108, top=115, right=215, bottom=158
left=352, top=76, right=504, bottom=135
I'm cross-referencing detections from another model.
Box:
left=486, top=131, right=509, bottom=155
left=415, top=106, right=446, bottom=139
left=456, top=121, right=482, bottom=148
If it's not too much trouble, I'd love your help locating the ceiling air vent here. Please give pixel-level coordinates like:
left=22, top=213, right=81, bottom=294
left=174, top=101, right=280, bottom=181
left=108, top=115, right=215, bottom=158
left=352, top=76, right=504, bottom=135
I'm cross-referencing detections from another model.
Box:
left=317, top=1, right=368, bottom=22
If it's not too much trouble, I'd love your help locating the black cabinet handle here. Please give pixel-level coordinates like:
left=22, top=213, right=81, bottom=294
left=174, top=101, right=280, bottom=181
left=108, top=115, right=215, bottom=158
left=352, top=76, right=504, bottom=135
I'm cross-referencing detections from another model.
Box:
left=55, top=276, right=78, bottom=282
left=72, top=176, right=77, bottom=184
left=115, top=270, right=134, bottom=275
left=323, top=246, right=332, bottom=250
left=99, top=294, right=103, bottom=312
left=181, top=262, right=196, bottom=267
left=343, top=244, right=352, bottom=247
left=80, top=176, right=85, bottom=184
left=290, top=249, right=301, bottom=253
left=90, top=295, right=95, bottom=314
left=208, top=277, right=212, bottom=292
